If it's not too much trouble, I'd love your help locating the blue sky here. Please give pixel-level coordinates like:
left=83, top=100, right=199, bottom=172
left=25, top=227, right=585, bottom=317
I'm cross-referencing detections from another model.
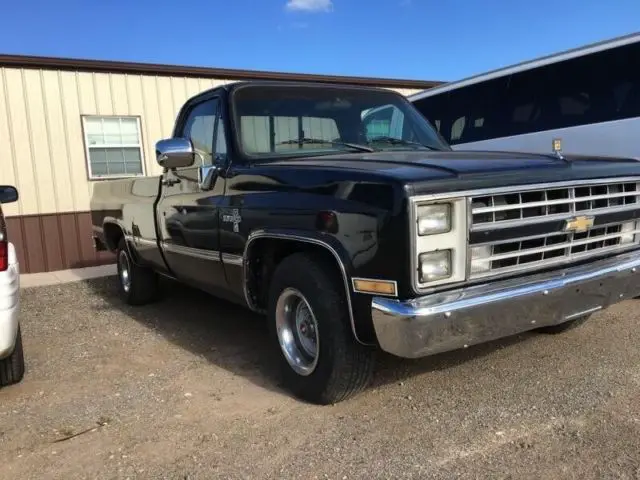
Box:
left=1, top=0, right=638, bottom=82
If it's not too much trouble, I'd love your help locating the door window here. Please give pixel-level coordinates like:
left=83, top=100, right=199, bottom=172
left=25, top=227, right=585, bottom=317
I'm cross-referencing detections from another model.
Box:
left=180, top=98, right=219, bottom=167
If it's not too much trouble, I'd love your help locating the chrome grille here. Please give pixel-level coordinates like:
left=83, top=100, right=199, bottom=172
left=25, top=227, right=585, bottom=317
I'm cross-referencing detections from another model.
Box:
left=468, top=179, right=640, bottom=280
left=472, top=181, right=640, bottom=228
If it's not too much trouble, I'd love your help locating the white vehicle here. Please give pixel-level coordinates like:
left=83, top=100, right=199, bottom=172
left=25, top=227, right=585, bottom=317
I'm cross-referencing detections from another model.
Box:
left=0, top=185, right=24, bottom=388
left=407, top=32, right=640, bottom=158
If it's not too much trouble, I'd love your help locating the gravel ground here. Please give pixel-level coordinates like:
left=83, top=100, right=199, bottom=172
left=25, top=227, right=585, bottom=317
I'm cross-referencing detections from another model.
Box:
left=0, top=276, right=639, bottom=479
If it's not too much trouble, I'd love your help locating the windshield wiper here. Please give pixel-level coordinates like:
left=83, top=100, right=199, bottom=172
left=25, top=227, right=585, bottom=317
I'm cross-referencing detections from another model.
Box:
left=367, top=136, right=439, bottom=151
left=277, top=137, right=375, bottom=153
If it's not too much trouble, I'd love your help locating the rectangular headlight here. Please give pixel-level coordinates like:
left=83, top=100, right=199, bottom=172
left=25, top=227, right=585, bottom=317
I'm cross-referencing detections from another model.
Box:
left=417, top=203, right=451, bottom=236
left=419, top=250, right=451, bottom=282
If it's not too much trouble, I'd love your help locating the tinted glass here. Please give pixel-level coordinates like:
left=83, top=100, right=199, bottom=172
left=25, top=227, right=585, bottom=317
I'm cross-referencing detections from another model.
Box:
left=181, top=98, right=219, bottom=166
left=412, top=77, right=508, bottom=145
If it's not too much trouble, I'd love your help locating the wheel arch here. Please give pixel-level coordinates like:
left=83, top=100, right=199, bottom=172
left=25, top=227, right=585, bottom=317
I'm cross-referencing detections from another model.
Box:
left=242, top=230, right=373, bottom=346
left=102, top=220, right=142, bottom=265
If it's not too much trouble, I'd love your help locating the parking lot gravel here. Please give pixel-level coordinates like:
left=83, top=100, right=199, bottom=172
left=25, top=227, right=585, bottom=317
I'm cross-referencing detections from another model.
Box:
left=1, top=276, right=639, bottom=479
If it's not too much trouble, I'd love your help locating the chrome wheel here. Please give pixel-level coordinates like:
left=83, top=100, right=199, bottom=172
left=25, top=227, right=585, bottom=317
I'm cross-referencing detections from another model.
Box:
left=275, top=288, right=319, bottom=376
left=118, top=249, right=132, bottom=293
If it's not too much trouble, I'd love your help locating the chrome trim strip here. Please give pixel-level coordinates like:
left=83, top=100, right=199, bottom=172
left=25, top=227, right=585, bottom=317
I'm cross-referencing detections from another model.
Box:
left=351, top=277, right=398, bottom=297
left=371, top=249, right=640, bottom=358
left=221, top=253, right=243, bottom=266
left=133, top=238, right=158, bottom=247
left=242, top=231, right=370, bottom=346
left=564, top=305, right=602, bottom=321
left=162, top=242, right=221, bottom=261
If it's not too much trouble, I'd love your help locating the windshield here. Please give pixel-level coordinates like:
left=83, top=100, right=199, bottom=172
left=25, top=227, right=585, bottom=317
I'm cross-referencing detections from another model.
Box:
left=231, top=84, right=450, bottom=159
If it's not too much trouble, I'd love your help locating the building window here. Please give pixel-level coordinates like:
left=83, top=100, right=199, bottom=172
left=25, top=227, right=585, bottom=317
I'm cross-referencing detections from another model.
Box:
left=82, top=116, right=144, bottom=179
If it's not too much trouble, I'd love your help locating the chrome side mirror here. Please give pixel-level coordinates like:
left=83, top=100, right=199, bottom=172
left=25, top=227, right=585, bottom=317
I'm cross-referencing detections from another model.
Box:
left=0, top=185, right=18, bottom=204
left=156, top=138, right=196, bottom=169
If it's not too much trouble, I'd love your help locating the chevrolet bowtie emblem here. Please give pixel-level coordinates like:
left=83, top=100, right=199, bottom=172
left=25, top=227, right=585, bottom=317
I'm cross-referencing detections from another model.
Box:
left=564, top=215, right=594, bottom=233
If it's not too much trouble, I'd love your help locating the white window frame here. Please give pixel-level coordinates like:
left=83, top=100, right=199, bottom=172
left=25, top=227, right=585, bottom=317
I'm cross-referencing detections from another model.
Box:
left=81, top=115, right=146, bottom=180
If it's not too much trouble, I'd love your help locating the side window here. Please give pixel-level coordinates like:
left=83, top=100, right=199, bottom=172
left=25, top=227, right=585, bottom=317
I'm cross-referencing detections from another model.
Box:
left=180, top=98, right=219, bottom=167
left=362, top=105, right=405, bottom=140
left=437, top=77, right=508, bottom=144
left=502, top=42, right=640, bottom=136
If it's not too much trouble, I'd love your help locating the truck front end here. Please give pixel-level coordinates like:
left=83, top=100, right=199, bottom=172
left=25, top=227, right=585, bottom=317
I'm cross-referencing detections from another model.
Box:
left=372, top=176, right=640, bottom=358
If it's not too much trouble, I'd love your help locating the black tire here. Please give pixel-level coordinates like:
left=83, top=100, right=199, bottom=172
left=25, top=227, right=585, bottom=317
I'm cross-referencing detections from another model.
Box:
left=535, top=314, right=592, bottom=334
left=0, top=325, right=25, bottom=387
left=267, top=252, right=375, bottom=405
left=116, top=238, right=159, bottom=305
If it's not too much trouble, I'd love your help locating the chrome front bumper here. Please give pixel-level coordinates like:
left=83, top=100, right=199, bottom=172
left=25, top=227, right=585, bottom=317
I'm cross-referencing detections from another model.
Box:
left=371, top=250, right=640, bottom=359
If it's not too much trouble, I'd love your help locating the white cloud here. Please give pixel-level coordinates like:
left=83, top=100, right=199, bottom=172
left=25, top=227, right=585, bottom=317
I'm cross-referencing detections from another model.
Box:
left=285, top=0, right=333, bottom=13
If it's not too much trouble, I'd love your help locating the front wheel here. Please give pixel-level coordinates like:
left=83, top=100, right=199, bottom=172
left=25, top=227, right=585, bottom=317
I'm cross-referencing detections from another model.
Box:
left=267, top=252, right=375, bottom=405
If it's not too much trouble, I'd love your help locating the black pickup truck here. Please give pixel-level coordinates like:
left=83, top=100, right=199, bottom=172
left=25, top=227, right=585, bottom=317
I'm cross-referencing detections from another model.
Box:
left=91, top=80, right=640, bottom=404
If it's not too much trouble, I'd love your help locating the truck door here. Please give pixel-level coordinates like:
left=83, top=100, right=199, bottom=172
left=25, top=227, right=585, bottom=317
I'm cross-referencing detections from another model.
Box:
left=156, top=94, right=228, bottom=292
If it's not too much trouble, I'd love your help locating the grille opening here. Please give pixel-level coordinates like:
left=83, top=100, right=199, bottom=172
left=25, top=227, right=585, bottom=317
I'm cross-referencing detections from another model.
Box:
left=547, top=234, right=568, bottom=245
left=521, top=191, right=544, bottom=203
left=548, top=188, right=570, bottom=200
left=549, top=203, right=571, bottom=215
left=544, top=248, right=565, bottom=260
left=493, top=242, right=521, bottom=255
left=523, top=206, right=544, bottom=218
left=521, top=238, right=544, bottom=250
left=520, top=253, right=543, bottom=263
left=494, top=257, right=518, bottom=268
left=575, top=186, right=591, bottom=198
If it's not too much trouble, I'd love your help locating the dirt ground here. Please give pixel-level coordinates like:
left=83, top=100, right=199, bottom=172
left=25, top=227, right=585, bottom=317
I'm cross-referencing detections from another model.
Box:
left=1, top=276, right=639, bottom=480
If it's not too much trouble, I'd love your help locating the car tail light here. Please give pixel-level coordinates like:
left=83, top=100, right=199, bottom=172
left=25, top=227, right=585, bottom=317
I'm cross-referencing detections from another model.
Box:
left=0, top=240, right=7, bottom=272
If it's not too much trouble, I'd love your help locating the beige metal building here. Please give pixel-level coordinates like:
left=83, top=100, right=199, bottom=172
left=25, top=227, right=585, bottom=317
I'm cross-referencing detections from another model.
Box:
left=0, top=54, right=441, bottom=273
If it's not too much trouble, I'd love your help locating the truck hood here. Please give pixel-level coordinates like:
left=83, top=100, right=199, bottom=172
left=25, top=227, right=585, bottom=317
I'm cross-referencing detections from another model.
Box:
left=258, top=150, right=640, bottom=194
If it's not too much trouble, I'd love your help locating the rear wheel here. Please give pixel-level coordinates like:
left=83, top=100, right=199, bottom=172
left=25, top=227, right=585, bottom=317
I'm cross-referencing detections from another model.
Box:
left=0, top=326, right=25, bottom=387
left=535, top=314, right=592, bottom=334
left=116, top=238, right=159, bottom=305
left=267, top=252, right=375, bottom=405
